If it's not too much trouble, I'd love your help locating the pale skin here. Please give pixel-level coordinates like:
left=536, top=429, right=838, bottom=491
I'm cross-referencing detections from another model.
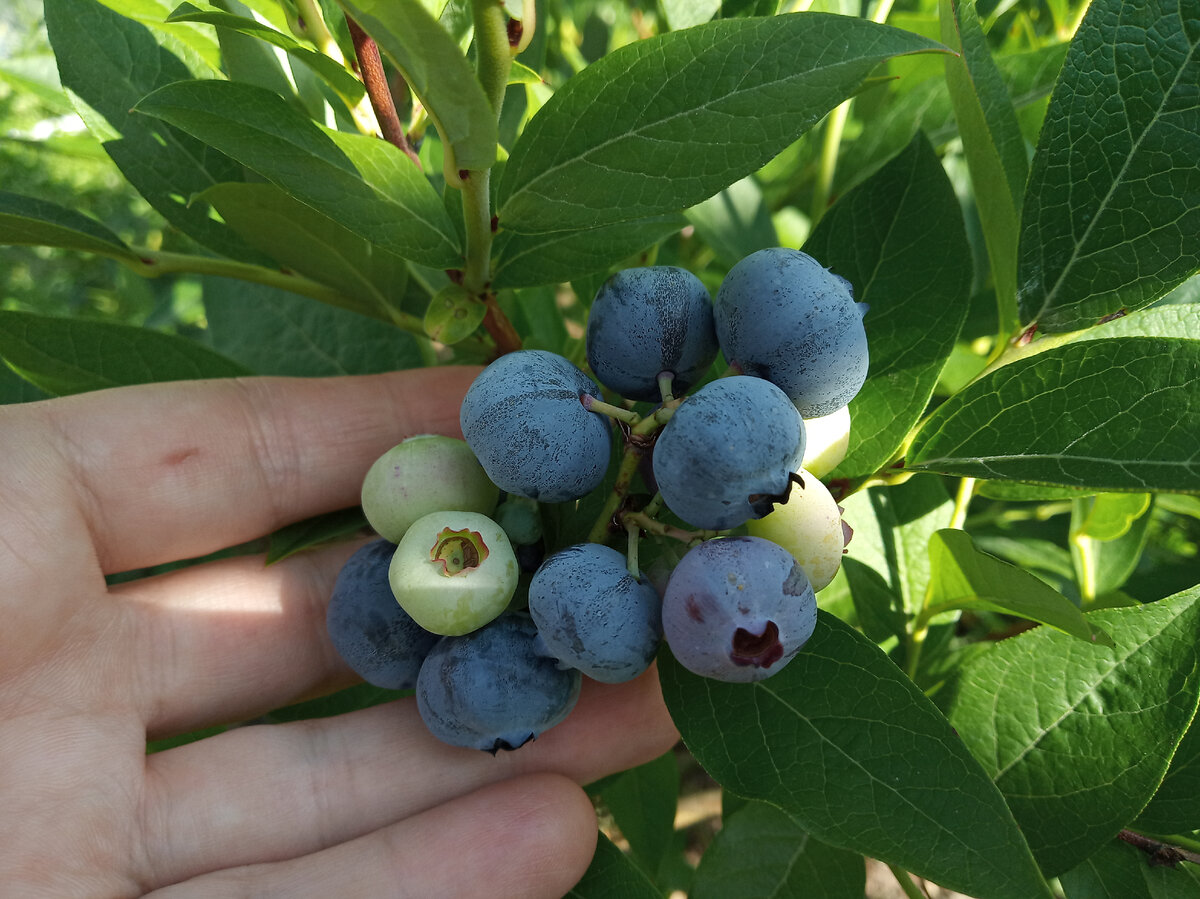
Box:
left=0, top=368, right=680, bottom=897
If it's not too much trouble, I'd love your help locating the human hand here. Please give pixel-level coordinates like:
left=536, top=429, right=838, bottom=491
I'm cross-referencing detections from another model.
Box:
left=0, top=370, right=679, bottom=897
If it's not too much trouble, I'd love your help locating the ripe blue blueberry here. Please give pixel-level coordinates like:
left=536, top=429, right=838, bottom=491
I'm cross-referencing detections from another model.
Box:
left=528, top=543, right=663, bottom=683
left=460, top=350, right=612, bottom=503
left=714, top=248, right=869, bottom=417
left=585, top=266, right=719, bottom=401
left=325, top=539, right=440, bottom=690
left=661, top=536, right=817, bottom=683
left=652, top=375, right=805, bottom=530
left=416, top=613, right=582, bottom=752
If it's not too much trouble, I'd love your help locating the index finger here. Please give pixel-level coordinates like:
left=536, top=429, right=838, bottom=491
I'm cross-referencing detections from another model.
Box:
left=35, top=367, right=479, bottom=575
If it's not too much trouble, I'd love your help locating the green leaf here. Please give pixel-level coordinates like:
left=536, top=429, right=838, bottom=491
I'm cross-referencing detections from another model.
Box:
left=0, top=310, right=250, bottom=395
left=1017, top=0, right=1200, bottom=332
left=1136, top=714, right=1200, bottom=833
left=566, top=833, right=660, bottom=899
left=1061, top=838, right=1200, bottom=899
left=134, top=79, right=463, bottom=268
left=498, top=14, right=945, bottom=234
left=948, top=585, right=1200, bottom=876
left=0, top=191, right=138, bottom=260
left=662, top=0, right=723, bottom=30
left=198, top=182, right=409, bottom=322
left=1075, top=304, right=1200, bottom=343
left=594, top=751, right=679, bottom=877
left=95, top=0, right=224, bottom=72
left=842, top=557, right=907, bottom=644
left=684, top=176, right=777, bottom=269
left=423, top=284, right=487, bottom=344
left=659, top=612, right=1051, bottom=899
left=803, top=134, right=972, bottom=485
left=336, top=0, right=498, bottom=172
left=940, top=0, right=1028, bottom=335
left=165, top=2, right=367, bottom=102
left=1075, top=493, right=1154, bottom=541
left=690, top=801, right=865, bottom=899
left=870, top=475, right=956, bottom=618
left=203, top=279, right=427, bottom=376
left=44, top=0, right=261, bottom=262
left=907, top=337, right=1200, bottom=493
left=928, top=528, right=1112, bottom=645
left=266, top=508, right=369, bottom=564
left=492, top=215, right=685, bottom=289
left=0, top=363, right=51, bottom=405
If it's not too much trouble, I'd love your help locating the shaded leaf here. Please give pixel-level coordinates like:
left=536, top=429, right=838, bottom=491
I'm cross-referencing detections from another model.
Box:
left=135, top=79, right=462, bottom=268
left=202, top=279, right=426, bottom=376
left=337, top=0, right=498, bottom=172
left=266, top=507, right=370, bottom=564
left=165, top=2, right=366, bottom=101
left=0, top=310, right=250, bottom=395
left=690, top=801, right=865, bottom=899
left=0, top=191, right=138, bottom=260
left=659, top=612, right=1051, bottom=899
left=492, top=215, right=684, bottom=289
left=684, top=176, right=776, bottom=269
left=804, top=134, right=972, bottom=485
left=595, top=751, right=679, bottom=877
left=907, top=338, right=1200, bottom=493
left=940, top=0, right=1027, bottom=334
left=199, top=182, right=410, bottom=322
left=949, top=585, right=1200, bottom=876
left=1017, top=0, right=1200, bottom=332
left=566, top=833, right=660, bottom=899
left=1135, top=714, right=1200, bottom=833
left=499, top=15, right=945, bottom=233
left=928, top=528, right=1112, bottom=645
left=45, top=0, right=260, bottom=261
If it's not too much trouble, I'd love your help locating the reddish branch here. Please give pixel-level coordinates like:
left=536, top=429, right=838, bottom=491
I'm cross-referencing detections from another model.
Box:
left=345, top=16, right=422, bottom=169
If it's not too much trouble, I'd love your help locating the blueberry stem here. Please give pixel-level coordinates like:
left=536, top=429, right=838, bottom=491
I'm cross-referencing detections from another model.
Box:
left=580, top=394, right=640, bottom=424
left=622, top=511, right=715, bottom=546
left=625, top=520, right=641, bottom=578
left=657, top=371, right=675, bottom=403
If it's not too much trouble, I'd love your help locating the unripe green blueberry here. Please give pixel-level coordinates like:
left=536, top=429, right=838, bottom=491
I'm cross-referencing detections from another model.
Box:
left=800, top=404, right=851, bottom=478
left=361, top=435, right=499, bottom=543
left=389, top=511, right=518, bottom=636
left=745, top=469, right=847, bottom=592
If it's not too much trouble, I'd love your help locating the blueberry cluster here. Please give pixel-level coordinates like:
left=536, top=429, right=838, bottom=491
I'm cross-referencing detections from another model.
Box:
left=326, top=249, right=868, bottom=752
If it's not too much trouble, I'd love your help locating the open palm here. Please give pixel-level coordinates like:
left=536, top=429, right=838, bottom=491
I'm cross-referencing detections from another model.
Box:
left=0, top=369, right=678, bottom=897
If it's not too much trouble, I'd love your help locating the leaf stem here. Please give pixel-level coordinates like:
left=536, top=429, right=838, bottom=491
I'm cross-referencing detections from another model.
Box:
left=949, top=477, right=976, bottom=530
left=888, top=864, right=931, bottom=899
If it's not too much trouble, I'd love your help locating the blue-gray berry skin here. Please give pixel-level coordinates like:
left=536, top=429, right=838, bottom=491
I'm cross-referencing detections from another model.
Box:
left=661, top=536, right=816, bottom=683
left=529, top=543, right=663, bottom=683
left=714, top=248, right=869, bottom=418
left=460, top=350, right=612, bottom=503
left=652, top=376, right=805, bottom=530
left=416, top=613, right=582, bottom=752
left=586, top=266, right=719, bottom=401
left=325, top=539, right=439, bottom=690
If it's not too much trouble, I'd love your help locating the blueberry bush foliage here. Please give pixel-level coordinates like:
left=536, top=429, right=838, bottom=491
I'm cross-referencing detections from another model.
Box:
left=3, top=0, right=1200, bottom=895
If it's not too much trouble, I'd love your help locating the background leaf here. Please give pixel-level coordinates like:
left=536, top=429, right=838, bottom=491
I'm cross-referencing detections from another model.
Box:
left=45, top=0, right=261, bottom=261
left=0, top=309, right=250, bottom=395
left=907, top=337, right=1200, bottom=493
left=498, top=14, right=944, bottom=233
left=659, top=611, right=1051, bottom=899
left=566, top=833, right=660, bottom=899
left=949, top=585, right=1200, bottom=876
left=939, top=0, right=1027, bottom=334
left=803, top=134, right=972, bottom=486
left=1060, top=837, right=1200, bottom=898
left=592, top=751, right=679, bottom=878
left=1134, top=715, right=1200, bottom=833
left=689, top=801, right=866, bottom=899
left=1017, top=0, right=1200, bottom=332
